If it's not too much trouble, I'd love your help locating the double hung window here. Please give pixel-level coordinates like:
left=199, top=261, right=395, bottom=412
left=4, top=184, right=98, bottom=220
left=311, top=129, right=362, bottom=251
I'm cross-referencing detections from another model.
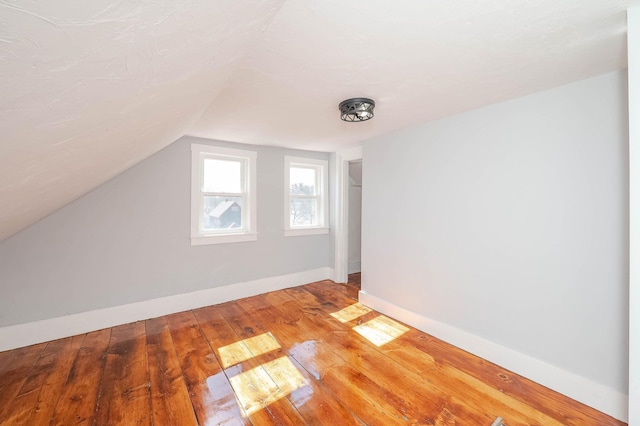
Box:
left=284, top=156, right=329, bottom=236
left=191, top=144, right=257, bottom=245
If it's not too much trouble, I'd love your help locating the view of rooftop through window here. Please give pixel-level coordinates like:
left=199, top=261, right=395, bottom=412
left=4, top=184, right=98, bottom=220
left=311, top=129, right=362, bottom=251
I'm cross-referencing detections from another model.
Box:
left=203, top=158, right=244, bottom=230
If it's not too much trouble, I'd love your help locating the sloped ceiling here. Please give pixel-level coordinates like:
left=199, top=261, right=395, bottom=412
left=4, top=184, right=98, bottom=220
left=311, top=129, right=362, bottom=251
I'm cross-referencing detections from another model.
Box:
left=0, top=0, right=637, bottom=241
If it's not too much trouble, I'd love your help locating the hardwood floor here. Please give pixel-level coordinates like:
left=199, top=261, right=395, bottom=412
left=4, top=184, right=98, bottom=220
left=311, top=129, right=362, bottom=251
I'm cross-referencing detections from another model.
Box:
left=346, top=271, right=361, bottom=290
left=0, top=278, right=625, bottom=425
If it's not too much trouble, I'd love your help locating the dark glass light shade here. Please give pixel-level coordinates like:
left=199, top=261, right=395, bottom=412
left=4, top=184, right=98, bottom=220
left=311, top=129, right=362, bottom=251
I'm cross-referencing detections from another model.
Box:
left=339, top=98, right=375, bottom=122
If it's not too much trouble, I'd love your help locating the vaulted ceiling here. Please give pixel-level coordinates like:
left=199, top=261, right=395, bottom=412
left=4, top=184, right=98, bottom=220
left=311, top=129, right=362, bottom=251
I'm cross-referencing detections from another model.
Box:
left=0, top=0, right=637, bottom=241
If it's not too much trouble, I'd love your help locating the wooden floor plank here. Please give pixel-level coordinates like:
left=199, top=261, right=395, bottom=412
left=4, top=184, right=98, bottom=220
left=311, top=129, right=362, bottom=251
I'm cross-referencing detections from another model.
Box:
left=94, top=322, right=151, bottom=426
left=0, top=343, right=47, bottom=420
left=166, top=310, right=250, bottom=425
left=0, top=279, right=626, bottom=426
left=236, top=295, right=364, bottom=425
left=0, top=349, right=14, bottom=369
left=290, top=336, right=425, bottom=425
left=195, top=302, right=307, bottom=425
left=146, top=316, right=198, bottom=426
left=0, top=336, right=84, bottom=425
left=50, top=329, right=111, bottom=426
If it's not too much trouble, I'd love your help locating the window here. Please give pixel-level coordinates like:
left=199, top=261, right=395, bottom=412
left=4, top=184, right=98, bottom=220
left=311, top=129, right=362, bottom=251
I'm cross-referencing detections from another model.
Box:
left=284, top=156, right=329, bottom=236
left=191, top=144, right=257, bottom=245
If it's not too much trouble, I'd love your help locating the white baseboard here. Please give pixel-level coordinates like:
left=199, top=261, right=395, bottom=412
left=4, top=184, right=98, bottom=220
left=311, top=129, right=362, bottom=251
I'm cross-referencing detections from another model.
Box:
left=0, top=267, right=334, bottom=352
left=348, top=261, right=361, bottom=274
left=358, top=290, right=628, bottom=423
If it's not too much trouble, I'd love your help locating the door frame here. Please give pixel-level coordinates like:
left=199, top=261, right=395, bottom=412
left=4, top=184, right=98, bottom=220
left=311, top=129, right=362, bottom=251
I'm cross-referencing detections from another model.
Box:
left=628, top=6, right=639, bottom=424
left=334, top=145, right=362, bottom=283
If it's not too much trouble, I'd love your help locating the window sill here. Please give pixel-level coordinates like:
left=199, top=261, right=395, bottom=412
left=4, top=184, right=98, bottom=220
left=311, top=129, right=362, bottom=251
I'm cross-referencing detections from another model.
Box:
left=191, top=232, right=258, bottom=246
left=284, top=227, right=330, bottom=237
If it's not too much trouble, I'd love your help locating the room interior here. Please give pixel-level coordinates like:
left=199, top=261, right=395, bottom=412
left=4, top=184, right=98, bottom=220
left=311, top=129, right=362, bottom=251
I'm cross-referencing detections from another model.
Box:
left=1, top=1, right=639, bottom=424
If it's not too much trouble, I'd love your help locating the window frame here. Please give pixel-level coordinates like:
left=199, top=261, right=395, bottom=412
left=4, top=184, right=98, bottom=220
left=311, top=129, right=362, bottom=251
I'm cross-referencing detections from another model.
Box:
left=191, top=144, right=257, bottom=245
left=284, top=156, right=329, bottom=237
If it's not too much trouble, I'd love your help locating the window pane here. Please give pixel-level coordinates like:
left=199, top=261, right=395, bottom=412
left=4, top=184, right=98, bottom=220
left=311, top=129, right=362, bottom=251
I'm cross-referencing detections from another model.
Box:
left=290, top=167, right=316, bottom=195
left=203, top=158, right=242, bottom=193
left=290, top=197, right=317, bottom=226
left=203, top=196, right=243, bottom=230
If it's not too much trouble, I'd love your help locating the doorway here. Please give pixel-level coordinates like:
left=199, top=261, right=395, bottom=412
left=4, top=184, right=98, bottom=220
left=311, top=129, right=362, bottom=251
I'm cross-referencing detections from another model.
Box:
left=348, top=160, right=362, bottom=275
left=334, top=146, right=362, bottom=283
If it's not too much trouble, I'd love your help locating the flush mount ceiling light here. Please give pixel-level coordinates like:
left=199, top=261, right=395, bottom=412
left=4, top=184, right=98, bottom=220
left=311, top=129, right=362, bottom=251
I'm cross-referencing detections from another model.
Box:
left=339, top=98, right=375, bottom=122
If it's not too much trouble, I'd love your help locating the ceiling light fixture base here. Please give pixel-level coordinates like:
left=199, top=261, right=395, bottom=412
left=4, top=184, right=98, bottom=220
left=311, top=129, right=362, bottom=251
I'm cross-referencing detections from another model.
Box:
left=339, top=98, right=375, bottom=122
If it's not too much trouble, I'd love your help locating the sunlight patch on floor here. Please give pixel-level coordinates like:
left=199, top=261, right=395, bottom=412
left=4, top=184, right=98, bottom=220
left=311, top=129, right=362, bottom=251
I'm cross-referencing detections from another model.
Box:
left=330, top=302, right=372, bottom=323
left=217, top=332, right=281, bottom=368
left=228, top=356, right=308, bottom=416
left=353, top=315, right=409, bottom=346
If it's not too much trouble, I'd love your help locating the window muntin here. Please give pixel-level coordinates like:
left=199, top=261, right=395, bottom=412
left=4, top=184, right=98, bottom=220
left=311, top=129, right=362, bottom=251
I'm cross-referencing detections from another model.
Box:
left=191, top=144, right=257, bottom=245
left=285, top=156, right=329, bottom=236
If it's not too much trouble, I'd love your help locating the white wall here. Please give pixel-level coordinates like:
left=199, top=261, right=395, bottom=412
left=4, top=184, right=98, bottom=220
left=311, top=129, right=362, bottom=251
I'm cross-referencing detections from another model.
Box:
left=362, top=71, right=629, bottom=396
left=0, top=136, right=333, bottom=327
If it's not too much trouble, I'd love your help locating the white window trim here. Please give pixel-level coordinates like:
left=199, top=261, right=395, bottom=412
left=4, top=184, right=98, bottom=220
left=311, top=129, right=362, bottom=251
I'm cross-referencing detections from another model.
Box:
left=284, top=156, right=329, bottom=237
left=191, top=144, right=257, bottom=245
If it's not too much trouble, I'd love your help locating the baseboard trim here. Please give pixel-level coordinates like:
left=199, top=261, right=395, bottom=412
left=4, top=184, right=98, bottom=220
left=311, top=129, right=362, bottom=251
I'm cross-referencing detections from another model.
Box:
left=0, top=267, right=335, bottom=352
left=358, top=290, right=628, bottom=423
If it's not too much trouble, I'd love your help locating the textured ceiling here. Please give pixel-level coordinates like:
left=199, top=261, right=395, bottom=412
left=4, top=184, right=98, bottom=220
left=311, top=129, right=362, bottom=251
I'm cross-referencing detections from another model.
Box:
left=0, top=0, right=638, bottom=241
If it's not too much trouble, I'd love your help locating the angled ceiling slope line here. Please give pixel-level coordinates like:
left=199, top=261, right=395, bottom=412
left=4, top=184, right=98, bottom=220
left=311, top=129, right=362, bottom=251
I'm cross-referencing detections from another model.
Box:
left=0, top=0, right=285, bottom=241
left=1, top=0, right=638, bottom=241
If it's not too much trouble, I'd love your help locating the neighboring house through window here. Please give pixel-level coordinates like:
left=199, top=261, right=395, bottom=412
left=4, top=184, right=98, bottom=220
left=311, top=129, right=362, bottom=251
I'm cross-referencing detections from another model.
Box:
left=191, top=144, right=257, bottom=245
left=284, top=156, right=329, bottom=236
